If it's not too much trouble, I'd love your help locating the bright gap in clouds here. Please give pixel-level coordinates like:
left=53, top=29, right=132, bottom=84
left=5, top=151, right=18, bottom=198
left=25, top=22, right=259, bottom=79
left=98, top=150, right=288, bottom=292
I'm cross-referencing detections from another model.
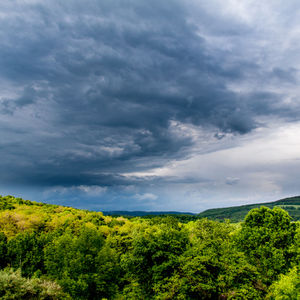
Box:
left=121, top=120, right=300, bottom=212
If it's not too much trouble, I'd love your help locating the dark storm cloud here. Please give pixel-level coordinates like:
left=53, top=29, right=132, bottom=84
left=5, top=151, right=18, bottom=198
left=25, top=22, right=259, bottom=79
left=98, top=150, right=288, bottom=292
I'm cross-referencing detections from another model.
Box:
left=0, top=0, right=298, bottom=190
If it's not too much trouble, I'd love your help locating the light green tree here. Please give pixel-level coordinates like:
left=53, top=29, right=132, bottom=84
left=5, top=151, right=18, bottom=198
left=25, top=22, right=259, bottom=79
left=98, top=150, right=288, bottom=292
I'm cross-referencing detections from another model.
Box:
left=267, top=267, right=300, bottom=299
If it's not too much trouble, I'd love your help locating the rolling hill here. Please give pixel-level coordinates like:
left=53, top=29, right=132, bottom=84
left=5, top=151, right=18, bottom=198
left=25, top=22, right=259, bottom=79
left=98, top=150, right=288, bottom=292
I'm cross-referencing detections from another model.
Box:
left=198, top=195, right=300, bottom=222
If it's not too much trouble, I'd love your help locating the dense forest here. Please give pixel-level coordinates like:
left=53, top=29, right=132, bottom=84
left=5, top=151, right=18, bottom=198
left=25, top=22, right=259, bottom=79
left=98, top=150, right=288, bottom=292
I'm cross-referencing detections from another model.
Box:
left=0, top=195, right=299, bottom=299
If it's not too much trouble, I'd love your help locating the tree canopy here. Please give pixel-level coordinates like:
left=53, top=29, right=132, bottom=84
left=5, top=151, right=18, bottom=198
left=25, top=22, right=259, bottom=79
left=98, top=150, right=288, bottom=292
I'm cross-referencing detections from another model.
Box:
left=0, top=195, right=299, bottom=299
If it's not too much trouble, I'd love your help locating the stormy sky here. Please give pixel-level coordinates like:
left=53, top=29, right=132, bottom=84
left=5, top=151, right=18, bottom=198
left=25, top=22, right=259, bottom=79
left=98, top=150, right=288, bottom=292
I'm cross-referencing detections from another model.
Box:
left=1, top=0, right=300, bottom=212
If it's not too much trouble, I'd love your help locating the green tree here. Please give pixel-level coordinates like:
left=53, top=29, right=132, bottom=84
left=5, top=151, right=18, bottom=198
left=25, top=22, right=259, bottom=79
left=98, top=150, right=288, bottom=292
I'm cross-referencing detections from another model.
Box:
left=0, top=232, right=7, bottom=269
left=7, top=231, right=52, bottom=277
left=0, top=268, right=71, bottom=299
left=45, top=226, right=120, bottom=299
left=121, top=219, right=189, bottom=297
left=236, top=207, right=297, bottom=283
left=266, top=267, right=300, bottom=299
left=156, top=219, right=263, bottom=299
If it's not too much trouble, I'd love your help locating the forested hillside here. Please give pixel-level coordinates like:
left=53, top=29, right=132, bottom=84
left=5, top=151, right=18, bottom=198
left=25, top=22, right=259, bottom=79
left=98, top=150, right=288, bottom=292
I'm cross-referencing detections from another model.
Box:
left=0, top=195, right=299, bottom=299
left=198, top=196, right=300, bottom=222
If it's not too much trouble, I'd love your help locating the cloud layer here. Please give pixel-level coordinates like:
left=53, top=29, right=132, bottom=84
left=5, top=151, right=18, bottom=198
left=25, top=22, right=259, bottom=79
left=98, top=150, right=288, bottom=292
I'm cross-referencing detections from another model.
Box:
left=1, top=0, right=300, bottom=210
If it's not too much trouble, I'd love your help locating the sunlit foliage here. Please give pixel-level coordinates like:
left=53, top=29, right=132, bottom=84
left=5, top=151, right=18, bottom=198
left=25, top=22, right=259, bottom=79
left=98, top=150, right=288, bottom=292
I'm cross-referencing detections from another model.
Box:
left=0, top=195, right=299, bottom=299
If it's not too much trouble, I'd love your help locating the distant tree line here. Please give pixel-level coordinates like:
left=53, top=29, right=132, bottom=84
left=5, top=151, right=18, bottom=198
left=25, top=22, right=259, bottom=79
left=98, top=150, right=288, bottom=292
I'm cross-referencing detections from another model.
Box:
left=0, top=195, right=299, bottom=299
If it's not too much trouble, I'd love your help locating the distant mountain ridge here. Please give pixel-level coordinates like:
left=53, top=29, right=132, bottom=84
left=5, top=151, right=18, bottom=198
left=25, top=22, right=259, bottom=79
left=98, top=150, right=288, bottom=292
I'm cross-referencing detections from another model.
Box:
left=103, top=196, right=300, bottom=222
left=103, top=211, right=195, bottom=217
left=198, top=195, right=300, bottom=222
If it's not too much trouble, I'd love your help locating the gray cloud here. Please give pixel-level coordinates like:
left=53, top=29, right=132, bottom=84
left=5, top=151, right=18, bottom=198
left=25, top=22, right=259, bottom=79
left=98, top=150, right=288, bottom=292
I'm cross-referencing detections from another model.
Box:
left=0, top=0, right=300, bottom=209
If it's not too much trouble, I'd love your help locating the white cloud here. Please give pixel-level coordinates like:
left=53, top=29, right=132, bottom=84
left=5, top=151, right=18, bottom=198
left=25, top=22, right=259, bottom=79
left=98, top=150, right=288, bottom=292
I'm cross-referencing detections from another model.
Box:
left=120, top=120, right=300, bottom=211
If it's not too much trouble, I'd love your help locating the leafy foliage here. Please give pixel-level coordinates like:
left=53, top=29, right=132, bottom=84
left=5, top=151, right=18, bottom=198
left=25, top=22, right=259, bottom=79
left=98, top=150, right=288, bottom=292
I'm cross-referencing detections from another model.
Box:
left=0, top=268, right=70, bottom=299
left=236, top=207, right=297, bottom=283
left=0, top=195, right=299, bottom=299
left=267, top=267, right=300, bottom=299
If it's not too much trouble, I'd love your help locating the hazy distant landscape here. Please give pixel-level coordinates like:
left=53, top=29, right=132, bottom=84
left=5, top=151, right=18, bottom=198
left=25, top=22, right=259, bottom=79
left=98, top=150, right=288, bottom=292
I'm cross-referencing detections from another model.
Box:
left=105, top=195, right=300, bottom=222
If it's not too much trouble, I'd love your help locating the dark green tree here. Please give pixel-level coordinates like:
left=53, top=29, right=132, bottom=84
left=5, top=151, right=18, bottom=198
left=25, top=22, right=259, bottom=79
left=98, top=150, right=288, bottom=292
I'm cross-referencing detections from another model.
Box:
left=236, top=206, right=297, bottom=283
left=0, top=232, right=7, bottom=269
left=121, top=219, right=189, bottom=297
left=7, top=231, right=52, bottom=277
left=155, top=219, right=263, bottom=299
left=45, top=226, right=120, bottom=299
